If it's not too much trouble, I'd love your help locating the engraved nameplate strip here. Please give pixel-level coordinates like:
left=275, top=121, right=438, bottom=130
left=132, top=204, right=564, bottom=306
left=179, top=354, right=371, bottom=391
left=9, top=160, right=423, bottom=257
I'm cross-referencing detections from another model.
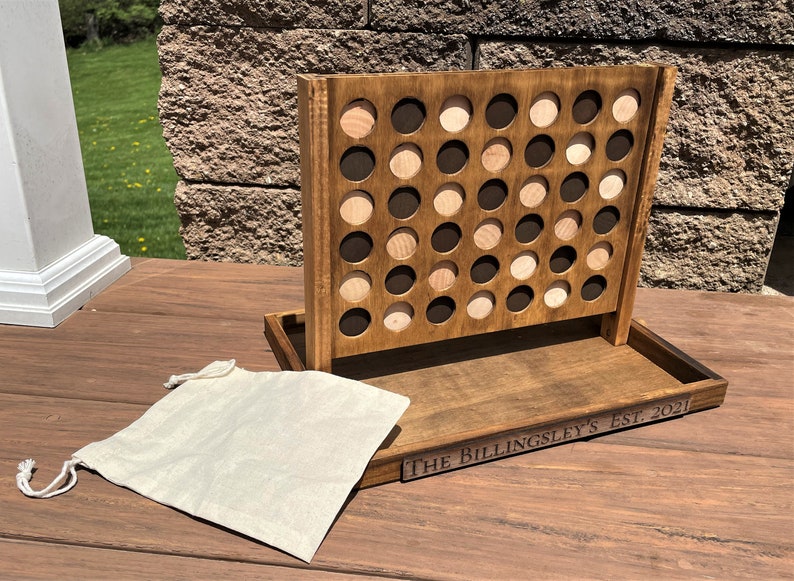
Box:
left=402, top=395, right=692, bottom=481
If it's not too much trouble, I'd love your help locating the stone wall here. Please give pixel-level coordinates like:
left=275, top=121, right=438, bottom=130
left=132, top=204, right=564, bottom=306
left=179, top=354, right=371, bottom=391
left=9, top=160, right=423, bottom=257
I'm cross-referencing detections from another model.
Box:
left=157, top=0, right=793, bottom=292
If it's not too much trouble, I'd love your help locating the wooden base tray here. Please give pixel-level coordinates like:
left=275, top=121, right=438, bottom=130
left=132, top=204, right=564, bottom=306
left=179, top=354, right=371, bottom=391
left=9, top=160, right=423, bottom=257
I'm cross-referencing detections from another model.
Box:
left=265, top=311, right=727, bottom=488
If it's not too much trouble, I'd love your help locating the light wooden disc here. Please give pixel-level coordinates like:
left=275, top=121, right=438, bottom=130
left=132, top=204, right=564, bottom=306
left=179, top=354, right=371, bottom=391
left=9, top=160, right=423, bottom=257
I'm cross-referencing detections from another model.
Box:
left=473, top=218, right=503, bottom=250
left=339, top=190, right=374, bottom=224
left=586, top=241, right=613, bottom=270
left=389, top=143, right=423, bottom=179
left=439, top=95, right=472, bottom=132
left=529, top=91, right=560, bottom=127
left=510, top=251, right=539, bottom=280
left=565, top=132, right=594, bottom=165
left=481, top=137, right=512, bottom=172
left=544, top=280, right=570, bottom=308
left=612, top=89, right=640, bottom=123
left=339, top=270, right=372, bottom=302
left=383, top=301, right=413, bottom=331
left=554, top=210, right=582, bottom=240
left=386, top=227, right=418, bottom=260
left=519, top=175, right=548, bottom=208
left=598, top=169, right=626, bottom=200
left=466, top=291, right=495, bottom=319
left=428, top=260, right=458, bottom=291
left=433, top=182, right=465, bottom=216
left=339, top=99, right=376, bottom=138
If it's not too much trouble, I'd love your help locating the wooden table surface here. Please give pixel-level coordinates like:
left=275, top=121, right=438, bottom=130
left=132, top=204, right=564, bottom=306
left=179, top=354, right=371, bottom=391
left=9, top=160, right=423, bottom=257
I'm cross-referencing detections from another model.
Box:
left=1, top=258, right=791, bottom=580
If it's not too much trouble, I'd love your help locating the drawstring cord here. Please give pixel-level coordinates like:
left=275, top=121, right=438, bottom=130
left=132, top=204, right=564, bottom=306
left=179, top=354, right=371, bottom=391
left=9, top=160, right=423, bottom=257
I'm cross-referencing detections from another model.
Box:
left=16, top=458, right=81, bottom=498
left=163, top=359, right=236, bottom=389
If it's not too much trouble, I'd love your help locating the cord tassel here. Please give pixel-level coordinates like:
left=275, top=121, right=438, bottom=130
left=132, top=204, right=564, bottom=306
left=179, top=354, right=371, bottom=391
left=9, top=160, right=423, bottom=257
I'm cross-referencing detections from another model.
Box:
left=16, top=458, right=81, bottom=498
left=163, top=359, right=236, bottom=389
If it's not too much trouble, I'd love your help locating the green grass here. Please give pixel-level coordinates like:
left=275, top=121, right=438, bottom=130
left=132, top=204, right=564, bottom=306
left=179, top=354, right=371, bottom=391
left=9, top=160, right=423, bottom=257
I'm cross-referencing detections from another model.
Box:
left=67, top=36, right=185, bottom=259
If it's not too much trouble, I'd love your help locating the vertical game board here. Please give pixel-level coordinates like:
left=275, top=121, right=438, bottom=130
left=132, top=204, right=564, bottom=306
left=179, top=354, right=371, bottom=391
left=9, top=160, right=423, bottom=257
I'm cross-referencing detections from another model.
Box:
left=299, top=65, right=676, bottom=371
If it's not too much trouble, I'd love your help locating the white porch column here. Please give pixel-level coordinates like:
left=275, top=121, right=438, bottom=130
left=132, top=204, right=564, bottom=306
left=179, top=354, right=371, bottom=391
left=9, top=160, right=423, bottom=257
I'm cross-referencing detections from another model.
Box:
left=0, top=0, right=130, bottom=327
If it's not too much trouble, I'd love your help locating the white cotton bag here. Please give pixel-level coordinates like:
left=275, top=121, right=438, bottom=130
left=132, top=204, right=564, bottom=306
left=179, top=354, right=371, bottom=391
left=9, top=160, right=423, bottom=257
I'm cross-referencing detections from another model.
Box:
left=17, top=360, right=410, bottom=562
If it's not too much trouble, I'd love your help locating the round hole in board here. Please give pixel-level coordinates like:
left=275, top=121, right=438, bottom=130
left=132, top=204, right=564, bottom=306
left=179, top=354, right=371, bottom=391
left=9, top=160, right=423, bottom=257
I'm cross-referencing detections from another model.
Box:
left=339, top=270, right=372, bottom=302
left=515, top=214, right=544, bottom=244
left=467, top=290, right=495, bottom=319
left=544, top=280, right=571, bottom=308
left=581, top=275, right=607, bottom=301
left=510, top=251, right=539, bottom=280
left=560, top=172, right=589, bottom=203
left=339, top=308, right=371, bottom=337
left=481, top=137, right=513, bottom=172
left=389, top=143, right=423, bottom=179
left=384, top=302, right=414, bottom=331
left=485, top=93, right=518, bottom=129
left=391, top=97, right=426, bottom=134
left=598, top=169, right=626, bottom=200
left=433, top=182, right=465, bottom=216
left=386, top=227, right=419, bottom=260
left=426, top=296, right=456, bottom=324
left=506, top=285, right=534, bottom=312
left=437, top=140, right=469, bottom=175
left=593, top=206, right=620, bottom=235
left=474, top=218, right=503, bottom=250
left=554, top=210, right=582, bottom=241
left=478, top=179, right=508, bottom=211
left=565, top=132, right=595, bottom=165
left=428, top=260, right=458, bottom=291
left=385, top=265, right=416, bottom=295
left=431, top=222, right=462, bottom=254
left=549, top=246, right=577, bottom=274
left=612, top=89, right=641, bottom=123
left=388, top=187, right=421, bottom=220
left=529, top=91, right=560, bottom=128
left=339, top=99, right=377, bottom=139
left=339, top=231, right=373, bottom=263
left=339, top=190, right=374, bottom=225
left=519, top=175, right=549, bottom=208
left=606, top=129, right=634, bottom=161
left=586, top=241, right=613, bottom=270
left=340, top=146, right=375, bottom=182
left=439, top=95, right=472, bottom=132
left=572, top=90, right=602, bottom=124
left=524, top=135, right=555, bottom=168
left=470, top=255, right=499, bottom=284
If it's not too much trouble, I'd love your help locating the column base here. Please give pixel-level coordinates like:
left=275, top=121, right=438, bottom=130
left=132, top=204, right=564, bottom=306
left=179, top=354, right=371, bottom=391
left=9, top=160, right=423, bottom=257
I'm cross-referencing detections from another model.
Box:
left=0, top=235, right=131, bottom=327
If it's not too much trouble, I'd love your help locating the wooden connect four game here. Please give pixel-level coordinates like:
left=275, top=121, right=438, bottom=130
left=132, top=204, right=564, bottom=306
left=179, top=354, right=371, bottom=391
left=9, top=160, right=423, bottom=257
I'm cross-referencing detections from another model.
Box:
left=265, top=65, right=728, bottom=486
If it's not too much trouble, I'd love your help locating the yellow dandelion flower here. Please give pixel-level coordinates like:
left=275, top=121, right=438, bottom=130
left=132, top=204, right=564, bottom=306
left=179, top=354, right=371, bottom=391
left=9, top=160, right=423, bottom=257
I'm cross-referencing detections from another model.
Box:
left=141, top=246, right=148, bottom=252
left=134, top=182, right=142, bottom=188
left=137, top=237, right=145, bottom=243
left=132, top=141, right=140, bottom=147
left=110, top=146, right=116, bottom=151
left=145, top=169, right=151, bottom=174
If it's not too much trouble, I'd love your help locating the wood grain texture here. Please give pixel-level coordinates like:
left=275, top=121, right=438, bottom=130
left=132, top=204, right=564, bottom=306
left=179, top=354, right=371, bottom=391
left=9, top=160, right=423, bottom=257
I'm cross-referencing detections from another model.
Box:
left=1, top=259, right=791, bottom=579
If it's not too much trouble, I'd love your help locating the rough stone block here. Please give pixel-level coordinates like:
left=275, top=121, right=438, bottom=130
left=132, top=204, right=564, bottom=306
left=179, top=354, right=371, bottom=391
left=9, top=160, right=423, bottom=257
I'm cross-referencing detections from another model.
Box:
left=371, top=0, right=794, bottom=45
left=160, top=0, right=367, bottom=28
left=158, top=26, right=471, bottom=187
left=478, top=42, right=794, bottom=212
left=641, top=209, right=777, bottom=292
left=174, top=181, right=303, bottom=265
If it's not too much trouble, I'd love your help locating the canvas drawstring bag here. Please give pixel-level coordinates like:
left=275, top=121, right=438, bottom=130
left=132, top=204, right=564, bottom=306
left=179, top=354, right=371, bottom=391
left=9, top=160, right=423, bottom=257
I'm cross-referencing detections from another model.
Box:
left=16, top=360, right=409, bottom=562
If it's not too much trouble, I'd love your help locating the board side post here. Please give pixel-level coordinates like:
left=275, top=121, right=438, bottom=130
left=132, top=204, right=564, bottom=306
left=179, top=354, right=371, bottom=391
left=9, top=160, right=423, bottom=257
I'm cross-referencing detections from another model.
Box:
left=601, top=65, right=677, bottom=346
left=298, top=75, right=333, bottom=372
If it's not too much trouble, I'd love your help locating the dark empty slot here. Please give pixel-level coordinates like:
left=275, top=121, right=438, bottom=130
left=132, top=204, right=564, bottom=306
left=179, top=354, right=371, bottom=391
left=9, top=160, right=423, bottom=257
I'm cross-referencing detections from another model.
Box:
left=478, top=179, right=508, bottom=211
left=581, top=275, right=607, bottom=301
left=339, top=308, right=371, bottom=337
left=388, top=187, right=421, bottom=219
left=391, top=98, right=426, bottom=134
left=560, top=172, right=589, bottom=203
left=515, top=214, right=544, bottom=243
left=437, top=140, right=469, bottom=174
left=385, top=265, right=416, bottom=295
left=572, top=90, right=602, bottom=124
left=485, top=93, right=518, bottom=129
left=524, top=135, right=555, bottom=168
left=470, top=255, right=499, bottom=284
left=426, top=296, right=456, bottom=324
left=606, top=129, right=634, bottom=161
left=507, top=285, right=534, bottom=312
left=339, top=231, right=373, bottom=263
left=549, top=246, right=576, bottom=273
left=593, top=206, right=620, bottom=234
left=431, top=222, right=462, bottom=253
left=339, top=146, right=375, bottom=182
